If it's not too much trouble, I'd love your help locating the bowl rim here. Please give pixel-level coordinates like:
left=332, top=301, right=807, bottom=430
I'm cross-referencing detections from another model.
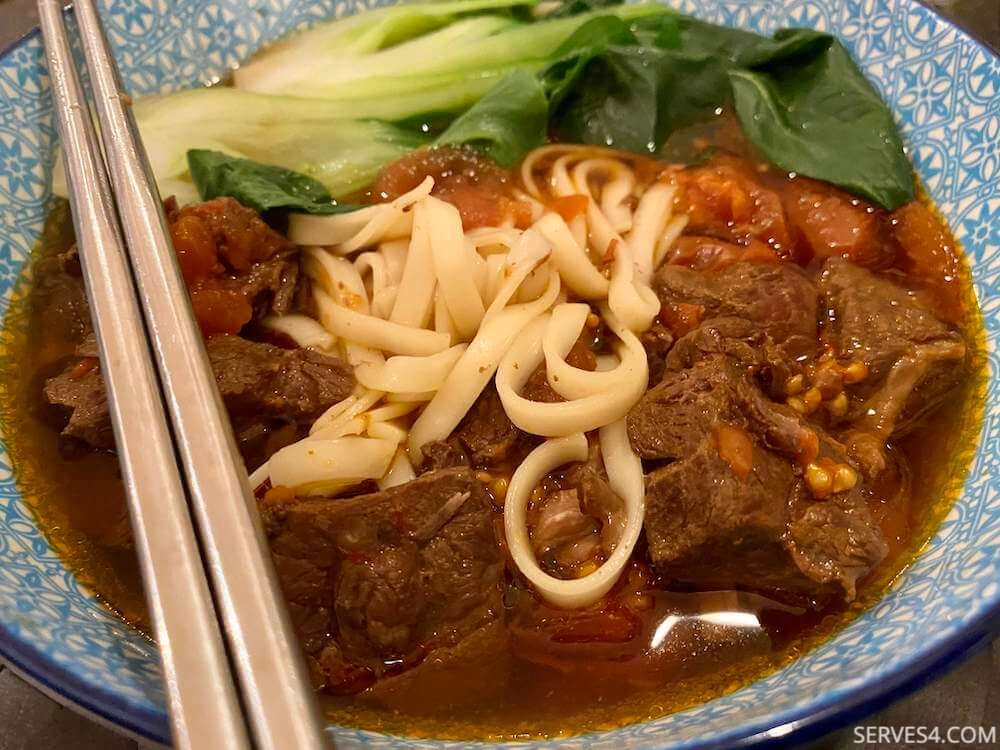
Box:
left=0, top=6, right=998, bottom=749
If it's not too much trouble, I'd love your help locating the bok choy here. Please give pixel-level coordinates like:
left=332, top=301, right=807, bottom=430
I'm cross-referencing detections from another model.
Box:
left=233, top=0, right=664, bottom=103
left=53, top=0, right=915, bottom=212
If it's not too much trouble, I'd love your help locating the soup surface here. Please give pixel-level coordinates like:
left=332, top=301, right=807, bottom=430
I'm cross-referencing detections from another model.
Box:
left=0, top=1, right=987, bottom=741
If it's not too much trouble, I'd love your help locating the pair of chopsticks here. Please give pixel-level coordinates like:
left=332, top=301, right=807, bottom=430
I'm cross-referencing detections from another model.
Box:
left=37, top=2, right=330, bottom=748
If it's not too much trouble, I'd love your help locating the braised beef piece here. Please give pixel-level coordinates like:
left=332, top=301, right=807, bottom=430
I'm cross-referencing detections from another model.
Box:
left=452, top=386, right=526, bottom=467
left=655, top=262, right=818, bottom=353
left=629, top=358, right=747, bottom=462
left=521, top=333, right=598, bottom=404
left=645, top=437, right=884, bottom=600
left=43, top=360, right=112, bottom=449
left=529, top=488, right=602, bottom=573
left=261, top=468, right=503, bottom=692
left=207, top=335, right=353, bottom=421
left=819, top=258, right=966, bottom=472
left=665, top=316, right=802, bottom=398
left=237, top=254, right=300, bottom=319
left=648, top=261, right=819, bottom=396
left=31, top=249, right=92, bottom=344
left=44, top=335, right=354, bottom=452
left=420, top=440, right=471, bottom=472
left=640, top=321, right=674, bottom=387
left=629, top=357, right=815, bottom=465
left=628, top=358, right=886, bottom=601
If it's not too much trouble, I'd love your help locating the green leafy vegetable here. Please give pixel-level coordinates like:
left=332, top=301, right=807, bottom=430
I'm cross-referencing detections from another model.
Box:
left=187, top=150, right=360, bottom=214
left=730, top=36, right=914, bottom=208
left=541, top=14, right=914, bottom=209
left=541, top=15, right=640, bottom=110
left=437, top=70, right=548, bottom=164
left=129, top=89, right=429, bottom=205
left=233, top=0, right=665, bottom=108
left=543, top=0, right=624, bottom=20
left=56, top=2, right=914, bottom=213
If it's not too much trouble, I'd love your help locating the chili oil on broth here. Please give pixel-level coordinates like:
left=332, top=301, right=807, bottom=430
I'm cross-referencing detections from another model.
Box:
left=0, top=167, right=986, bottom=741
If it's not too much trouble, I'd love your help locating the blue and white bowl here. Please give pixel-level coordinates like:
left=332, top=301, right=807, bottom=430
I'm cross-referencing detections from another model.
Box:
left=0, top=1, right=997, bottom=747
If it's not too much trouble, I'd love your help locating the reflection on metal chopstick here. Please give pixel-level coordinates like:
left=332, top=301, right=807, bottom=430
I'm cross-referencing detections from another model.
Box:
left=37, top=1, right=330, bottom=748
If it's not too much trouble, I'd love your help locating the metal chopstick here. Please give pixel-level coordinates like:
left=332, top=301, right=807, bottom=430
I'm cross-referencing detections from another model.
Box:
left=36, top=3, right=250, bottom=749
left=68, top=2, right=330, bottom=749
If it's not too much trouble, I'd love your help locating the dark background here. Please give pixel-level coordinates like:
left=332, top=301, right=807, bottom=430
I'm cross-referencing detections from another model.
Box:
left=0, top=0, right=996, bottom=748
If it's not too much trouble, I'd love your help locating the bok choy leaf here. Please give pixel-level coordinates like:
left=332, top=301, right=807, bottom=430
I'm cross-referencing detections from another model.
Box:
left=64, top=1, right=914, bottom=213
left=187, top=150, right=360, bottom=214
left=233, top=0, right=666, bottom=108
left=541, top=13, right=914, bottom=208
left=729, top=36, right=914, bottom=209
left=136, top=98, right=427, bottom=205
left=437, top=69, right=548, bottom=165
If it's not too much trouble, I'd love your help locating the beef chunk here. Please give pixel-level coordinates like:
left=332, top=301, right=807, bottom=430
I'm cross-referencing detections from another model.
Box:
left=207, top=335, right=353, bottom=422
left=628, top=358, right=747, bottom=462
left=43, top=360, right=113, bottom=450
left=628, top=357, right=886, bottom=601
left=167, top=197, right=301, bottom=334
left=31, top=249, right=92, bottom=344
left=655, top=262, right=818, bottom=352
left=420, top=440, right=470, bottom=472
left=665, top=316, right=803, bottom=398
left=786, top=493, right=891, bottom=596
left=629, top=357, right=816, bottom=465
left=237, top=254, right=300, bottom=319
left=262, top=468, right=503, bottom=691
left=453, top=386, right=525, bottom=467
left=44, top=336, right=355, bottom=451
left=819, top=258, right=966, bottom=471
left=820, top=257, right=963, bottom=380
left=640, top=321, right=674, bottom=386
left=645, top=440, right=885, bottom=600
left=529, top=488, right=603, bottom=573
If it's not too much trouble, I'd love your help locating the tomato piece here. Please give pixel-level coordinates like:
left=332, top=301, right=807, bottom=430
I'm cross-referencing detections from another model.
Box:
left=436, top=184, right=501, bottom=228
left=892, top=200, right=964, bottom=323
left=672, top=157, right=792, bottom=252
left=170, top=213, right=220, bottom=284
left=669, top=235, right=779, bottom=270
left=435, top=185, right=532, bottom=230
left=370, top=145, right=528, bottom=229
left=550, top=194, right=589, bottom=222
left=783, top=179, right=887, bottom=267
left=190, top=284, right=253, bottom=336
left=509, top=196, right=534, bottom=229
left=660, top=301, right=705, bottom=337
left=69, top=357, right=99, bottom=380
left=180, top=197, right=293, bottom=271
left=261, top=484, right=296, bottom=507
left=714, top=423, right=754, bottom=480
